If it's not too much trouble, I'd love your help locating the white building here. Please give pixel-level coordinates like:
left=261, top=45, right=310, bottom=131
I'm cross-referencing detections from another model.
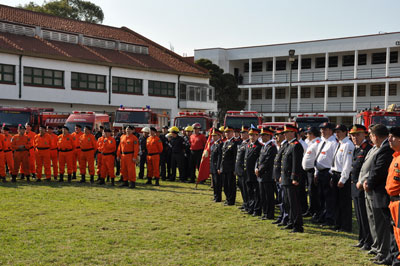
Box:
left=195, top=32, right=400, bottom=125
left=0, top=5, right=217, bottom=121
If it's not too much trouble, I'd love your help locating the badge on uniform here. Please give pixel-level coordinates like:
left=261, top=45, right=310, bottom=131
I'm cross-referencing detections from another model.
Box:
left=134, top=141, right=137, bottom=144
left=44, top=141, right=48, bottom=145
left=127, top=141, right=130, bottom=144
left=394, top=176, right=400, bottom=181
left=395, top=163, right=399, bottom=167
left=88, top=138, right=91, bottom=141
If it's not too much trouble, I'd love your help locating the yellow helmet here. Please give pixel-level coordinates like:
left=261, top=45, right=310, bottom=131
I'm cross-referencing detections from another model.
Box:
left=169, top=126, right=179, bottom=133
left=184, top=125, right=194, bottom=132
left=219, top=126, right=225, bottom=132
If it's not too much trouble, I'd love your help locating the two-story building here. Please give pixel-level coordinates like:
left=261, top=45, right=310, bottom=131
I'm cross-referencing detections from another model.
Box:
left=195, top=32, right=400, bottom=125
left=0, top=4, right=217, bottom=122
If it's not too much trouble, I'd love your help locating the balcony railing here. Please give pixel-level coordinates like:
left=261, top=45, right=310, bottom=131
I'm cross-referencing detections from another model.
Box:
left=251, top=101, right=397, bottom=113
left=242, top=66, right=400, bottom=84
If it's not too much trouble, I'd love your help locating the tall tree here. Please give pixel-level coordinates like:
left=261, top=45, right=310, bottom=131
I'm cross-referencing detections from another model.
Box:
left=19, top=0, right=104, bottom=24
left=195, top=59, right=246, bottom=122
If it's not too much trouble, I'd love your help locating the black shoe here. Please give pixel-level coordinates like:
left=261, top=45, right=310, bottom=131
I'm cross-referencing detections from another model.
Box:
left=98, top=178, right=105, bottom=185
left=291, top=227, right=304, bottom=233
left=45, top=178, right=51, bottom=182
left=252, top=212, right=261, bottom=217
left=155, top=179, right=160, bottom=186
left=67, top=174, right=72, bottom=183
left=117, top=176, right=124, bottom=183
left=36, top=178, right=41, bottom=182
left=302, top=211, right=312, bottom=217
left=360, top=245, right=371, bottom=251
left=119, top=181, right=129, bottom=187
left=373, top=258, right=392, bottom=265
left=106, top=176, right=110, bottom=182
left=32, top=173, right=36, bottom=179
left=79, top=175, right=86, bottom=183
left=272, top=219, right=282, bottom=225
left=138, top=176, right=144, bottom=179
left=1, top=177, right=7, bottom=183
left=368, top=250, right=378, bottom=256
left=90, top=175, right=94, bottom=184
left=277, top=221, right=288, bottom=227
left=59, top=174, right=64, bottom=182
left=146, top=178, right=152, bottom=185
left=20, top=174, right=25, bottom=180
left=352, top=242, right=364, bottom=248
left=370, top=255, right=383, bottom=262
left=53, top=175, right=58, bottom=181
left=111, top=178, right=115, bottom=186
left=129, top=181, right=136, bottom=189
left=26, top=175, right=30, bottom=182
left=11, top=175, right=16, bottom=183
left=188, top=179, right=195, bottom=183
left=168, top=178, right=175, bottom=182
left=238, top=206, right=245, bottom=210
left=321, top=222, right=334, bottom=227
left=72, top=172, right=76, bottom=180
left=282, top=224, right=294, bottom=230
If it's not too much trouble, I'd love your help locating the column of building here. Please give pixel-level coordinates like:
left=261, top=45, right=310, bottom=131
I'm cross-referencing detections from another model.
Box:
left=297, top=54, right=302, bottom=112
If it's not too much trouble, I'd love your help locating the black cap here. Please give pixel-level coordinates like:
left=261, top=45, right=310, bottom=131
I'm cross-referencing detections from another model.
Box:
left=84, top=125, right=92, bottom=130
left=99, top=126, right=104, bottom=129
left=19, top=125, right=26, bottom=130
left=62, top=126, right=69, bottom=130
left=150, top=127, right=157, bottom=132
left=126, top=125, right=134, bottom=130
left=75, top=124, right=82, bottom=129
left=319, top=122, right=336, bottom=130
left=104, top=128, right=112, bottom=133
left=306, top=126, right=319, bottom=136
left=163, top=125, right=169, bottom=129
left=46, top=126, right=54, bottom=130
left=39, top=125, right=46, bottom=129
left=334, top=124, right=348, bottom=132
left=390, top=127, right=400, bottom=138
left=2, top=126, right=10, bottom=131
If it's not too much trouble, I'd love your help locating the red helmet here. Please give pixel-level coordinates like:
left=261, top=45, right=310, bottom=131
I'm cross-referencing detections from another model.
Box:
left=192, top=123, right=201, bottom=129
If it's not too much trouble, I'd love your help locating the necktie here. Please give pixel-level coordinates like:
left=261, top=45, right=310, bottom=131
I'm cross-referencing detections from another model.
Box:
left=314, top=141, right=326, bottom=166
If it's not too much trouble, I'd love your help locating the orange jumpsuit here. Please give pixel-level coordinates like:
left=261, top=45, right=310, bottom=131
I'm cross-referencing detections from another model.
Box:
left=3, top=132, right=13, bottom=175
left=71, top=131, right=83, bottom=174
left=57, top=134, right=75, bottom=175
left=117, top=134, right=139, bottom=182
left=34, top=133, right=52, bottom=180
left=386, top=151, right=400, bottom=260
left=146, top=136, right=163, bottom=179
left=24, top=130, right=36, bottom=175
left=0, top=134, right=5, bottom=178
left=11, top=134, right=31, bottom=176
left=101, top=136, right=116, bottom=179
left=48, top=133, right=59, bottom=178
left=79, top=133, right=97, bottom=176
left=97, top=137, right=104, bottom=177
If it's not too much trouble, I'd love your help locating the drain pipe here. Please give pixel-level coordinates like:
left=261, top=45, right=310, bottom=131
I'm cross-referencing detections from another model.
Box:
left=19, top=55, right=22, bottom=98
left=177, top=74, right=181, bottom=108
left=108, top=66, right=112, bottom=104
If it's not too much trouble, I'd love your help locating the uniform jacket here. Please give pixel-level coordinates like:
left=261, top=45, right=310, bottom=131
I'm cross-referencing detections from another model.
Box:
left=210, top=139, right=223, bottom=175
left=273, top=141, right=288, bottom=182
left=11, top=134, right=31, bottom=151
left=385, top=151, right=400, bottom=196
left=139, top=135, right=148, bottom=156
left=79, top=133, right=97, bottom=151
left=235, top=139, right=249, bottom=176
left=281, top=138, right=304, bottom=186
left=146, top=136, right=163, bottom=155
left=351, top=140, right=372, bottom=197
left=220, top=137, right=238, bottom=173
left=170, top=135, right=185, bottom=154
left=57, top=133, right=75, bottom=151
left=117, top=134, right=139, bottom=158
left=34, top=133, right=51, bottom=150
left=256, top=140, right=278, bottom=183
left=183, top=135, right=191, bottom=158
left=244, top=140, right=262, bottom=182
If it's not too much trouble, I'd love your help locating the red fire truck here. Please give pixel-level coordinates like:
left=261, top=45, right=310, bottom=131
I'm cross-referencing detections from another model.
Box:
left=113, top=107, right=167, bottom=133
left=65, top=111, right=110, bottom=133
left=174, top=111, right=214, bottom=131
left=356, top=104, right=400, bottom=129
left=293, top=114, right=329, bottom=130
left=224, top=111, right=262, bottom=129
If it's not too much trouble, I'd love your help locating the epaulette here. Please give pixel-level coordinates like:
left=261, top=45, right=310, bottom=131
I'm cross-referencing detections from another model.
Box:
left=293, top=141, right=299, bottom=145
left=316, top=139, right=321, bottom=143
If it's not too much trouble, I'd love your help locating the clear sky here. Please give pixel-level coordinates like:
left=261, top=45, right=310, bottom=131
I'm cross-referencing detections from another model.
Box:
left=2, top=0, right=400, bottom=56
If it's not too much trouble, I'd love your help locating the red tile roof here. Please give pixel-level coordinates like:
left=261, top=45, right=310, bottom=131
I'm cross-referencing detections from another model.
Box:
left=0, top=4, right=208, bottom=77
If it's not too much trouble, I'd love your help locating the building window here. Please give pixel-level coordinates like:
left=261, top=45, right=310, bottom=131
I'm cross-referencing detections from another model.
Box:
left=244, top=62, right=263, bottom=72
left=291, top=59, right=299, bottom=70
left=328, top=86, right=337, bottom=97
left=265, top=88, right=272, bottom=99
left=252, top=89, right=262, bottom=100
left=71, top=72, right=105, bottom=91
left=301, top=58, right=312, bottom=69
left=370, top=84, right=397, bottom=96
left=390, top=84, right=397, bottom=96
left=342, top=117, right=353, bottom=126
left=24, top=67, right=64, bottom=88
left=342, top=55, right=354, bottom=67
left=112, top=76, right=142, bottom=94
left=179, top=84, right=187, bottom=100
left=148, top=80, right=175, bottom=97
left=314, top=87, right=324, bottom=98
left=391, top=52, right=398, bottom=63
left=290, top=88, right=297, bottom=99
left=329, top=56, right=338, bottom=67
left=357, top=85, right=366, bottom=96
left=358, top=54, right=367, bottom=65
left=266, top=61, right=273, bottom=71
left=372, top=52, right=399, bottom=65
left=342, top=86, right=353, bottom=97
left=0, top=64, right=15, bottom=84
left=209, top=88, right=214, bottom=101
left=276, top=88, right=285, bottom=99
left=315, top=57, right=325, bottom=68
left=276, top=60, right=286, bottom=71
left=301, top=87, right=311, bottom=98
left=243, top=89, right=248, bottom=100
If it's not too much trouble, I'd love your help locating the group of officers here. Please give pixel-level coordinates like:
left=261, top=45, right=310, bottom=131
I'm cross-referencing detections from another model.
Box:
left=209, top=122, right=400, bottom=265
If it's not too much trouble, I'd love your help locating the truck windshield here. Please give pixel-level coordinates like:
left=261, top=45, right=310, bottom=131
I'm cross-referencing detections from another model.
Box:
left=115, top=111, right=149, bottom=124
left=65, top=122, right=93, bottom=133
left=295, top=117, right=329, bottom=130
left=175, top=117, right=206, bottom=130
left=225, top=117, right=259, bottom=128
left=372, top=116, right=400, bottom=129
left=0, top=110, right=30, bottom=126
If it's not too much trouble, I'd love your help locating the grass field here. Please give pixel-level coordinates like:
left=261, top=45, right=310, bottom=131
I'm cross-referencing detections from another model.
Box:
left=0, top=173, right=375, bottom=265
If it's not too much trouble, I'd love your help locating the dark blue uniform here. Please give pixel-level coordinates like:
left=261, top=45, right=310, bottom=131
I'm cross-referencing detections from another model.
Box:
left=169, top=135, right=185, bottom=181
left=220, top=137, right=238, bottom=205
left=138, top=135, right=148, bottom=179
left=273, top=141, right=289, bottom=225
left=210, top=139, right=223, bottom=202
left=235, top=138, right=249, bottom=210
left=244, top=140, right=263, bottom=215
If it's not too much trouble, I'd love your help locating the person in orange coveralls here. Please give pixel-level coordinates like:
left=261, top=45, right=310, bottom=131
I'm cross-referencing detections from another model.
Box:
left=71, top=125, right=83, bottom=180
left=34, top=125, right=52, bottom=182
left=57, top=126, right=75, bottom=182
left=146, top=127, right=163, bottom=186
left=2, top=126, right=13, bottom=180
left=117, top=125, right=139, bottom=188
left=24, top=123, right=36, bottom=178
left=47, top=126, right=59, bottom=180
left=0, top=129, right=5, bottom=182
left=11, top=125, right=31, bottom=182
left=96, top=132, right=105, bottom=182
left=385, top=126, right=400, bottom=265
left=79, top=126, right=97, bottom=183
left=99, top=128, right=116, bottom=186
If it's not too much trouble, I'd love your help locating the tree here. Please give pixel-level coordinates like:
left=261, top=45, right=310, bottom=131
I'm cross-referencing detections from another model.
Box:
left=19, top=0, right=104, bottom=24
left=195, top=58, right=246, bottom=122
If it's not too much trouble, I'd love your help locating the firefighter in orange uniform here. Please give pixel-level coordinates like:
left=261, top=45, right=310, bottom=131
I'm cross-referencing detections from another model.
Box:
left=96, top=133, right=105, bottom=181
left=34, top=125, right=52, bottom=182
left=99, top=128, right=116, bottom=185
left=47, top=126, right=59, bottom=180
left=24, top=123, right=36, bottom=178
left=117, top=125, right=139, bottom=188
left=71, top=125, right=83, bottom=180
left=146, top=127, right=163, bottom=186
left=2, top=127, right=14, bottom=179
left=0, top=130, right=5, bottom=182
left=386, top=127, right=400, bottom=264
left=57, top=126, right=75, bottom=182
left=79, top=126, right=97, bottom=183
left=11, top=125, right=31, bottom=182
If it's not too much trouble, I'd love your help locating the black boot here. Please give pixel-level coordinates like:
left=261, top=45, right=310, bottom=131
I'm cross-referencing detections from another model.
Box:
left=67, top=174, right=72, bottom=183
left=155, top=179, right=160, bottom=186
left=98, top=178, right=105, bottom=185
left=32, top=173, right=36, bottom=179
left=106, top=176, right=110, bottom=182
left=59, top=174, right=64, bottom=182
left=36, top=178, right=41, bottom=182
left=20, top=174, right=25, bottom=180
left=53, top=175, right=57, bottom=181
left=72, top=172, right=76, bottom=180
left=90, top=175, right=94, bottom=184
left=11, top=175, right=17, bottom=183
left=119, top=180, right=129, bottom=187
left=117, top=176, right=124, bottom=183
left=146, top=177, right=152, bottom=185
left=26, top=175, right=30, bottom=182
left=1, top=176, right=7, bottom=183
left=129, top=181, right=136, bottom=189
left=79, top=174, right=86, bottom=183
left=111, top=178, right=115, bottom=186
left=96, top=175, right=101, bottom=182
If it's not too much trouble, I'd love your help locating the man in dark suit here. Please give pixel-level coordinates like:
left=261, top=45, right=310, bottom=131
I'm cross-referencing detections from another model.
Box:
left=364, top=124, right=394, bottom=265
left=210, top=128, right=223, bottom=202
left=218, top=126, right=238, bottom=206
left=281, top=124, right=304, bottom=233
left=244, top=127, right=263, bottom=216
left=255, top=127, right=278, bottom=220
left=235, top=126, right=250, bottom=211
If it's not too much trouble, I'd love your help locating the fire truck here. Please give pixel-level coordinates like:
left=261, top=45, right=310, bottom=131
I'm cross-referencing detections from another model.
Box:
left=174, top=111, right=214, bottom=131
left=293, top=114, right=329, bottom=130
left=0, top=107, right=69, bottom=133
left=113, top=107, right=168, bottom=133
left=356, top=104, right=400, bottom=129
left=224, top=111, right=262, bottom=129
left=65, top=111, right=110, bottom=133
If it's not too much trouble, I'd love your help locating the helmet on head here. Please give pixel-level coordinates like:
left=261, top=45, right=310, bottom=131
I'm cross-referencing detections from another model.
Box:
left=141, top=127, right=150, bottom=133
left=168, top=126, right=179, bottom=133
left=184, top=125, right=194, bottom=132
left=192, top=123, right=201, bottom=129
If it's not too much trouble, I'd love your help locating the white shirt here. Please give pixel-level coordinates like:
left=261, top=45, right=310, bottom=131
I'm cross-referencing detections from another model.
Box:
left=302, top=137, right=321, bottom=171
left=314, top=135, right=338, bottom=174
left=299, top=138, right=308, bottom=153
left=331, top=136, right=355, bottom=184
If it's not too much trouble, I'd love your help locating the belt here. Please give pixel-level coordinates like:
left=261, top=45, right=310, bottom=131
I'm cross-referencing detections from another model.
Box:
left=4, top=149, right=11, bottom=153
left=81, top=148, right=94, bottom=152
left=36, top=147, right=49, bottom=150
left=59, top=149, right=73, bottom=152
left=390, top=196, right=400, bottom=202
left=102, top=152, right=115, bottom=156
left=122, top=151, right=134, bottom=155
left=148, top=153, right=159, bottom=156
left=332, top=171, right=341, bottom=175
left=318, top=168, right=330, bottom=172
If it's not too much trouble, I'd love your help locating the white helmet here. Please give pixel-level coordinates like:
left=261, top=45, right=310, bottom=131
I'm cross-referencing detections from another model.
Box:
left=141, top=127, right=150, bottom=133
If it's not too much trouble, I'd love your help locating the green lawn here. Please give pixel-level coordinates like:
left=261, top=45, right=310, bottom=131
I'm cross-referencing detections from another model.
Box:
left=0, top=175, right=374, bottom=265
